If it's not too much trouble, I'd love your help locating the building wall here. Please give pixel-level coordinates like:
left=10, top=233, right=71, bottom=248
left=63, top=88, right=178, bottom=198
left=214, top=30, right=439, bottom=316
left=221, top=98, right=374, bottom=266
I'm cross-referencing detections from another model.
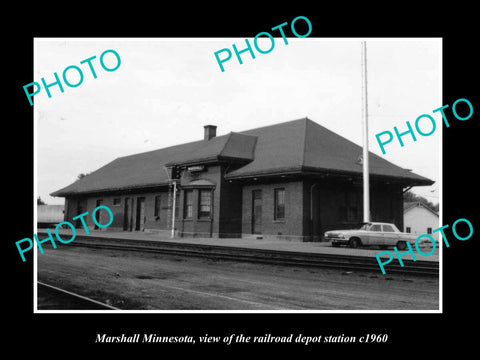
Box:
left=178, top=164, right=220, bottom=238
left=63, top=173, right=406, bottom=242
left=63, top=163, right=242, bottom=238
left=177, top=187, right=214, bottom=238
left=64, top=188, right=179, bottom=235
left=306, top=178, right=404, bottom=241
left=370, top=182, right=404, bottom=231
left=312, top=179, right=363, bottom=240
left=404, top=205, right=439, bottom=241
left=241, top=180, right=305, bottom=241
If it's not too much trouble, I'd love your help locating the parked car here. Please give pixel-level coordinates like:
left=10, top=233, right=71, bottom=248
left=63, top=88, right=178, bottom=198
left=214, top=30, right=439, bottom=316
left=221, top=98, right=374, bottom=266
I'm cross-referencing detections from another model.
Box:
left=324, top=222, right=417, bottom=250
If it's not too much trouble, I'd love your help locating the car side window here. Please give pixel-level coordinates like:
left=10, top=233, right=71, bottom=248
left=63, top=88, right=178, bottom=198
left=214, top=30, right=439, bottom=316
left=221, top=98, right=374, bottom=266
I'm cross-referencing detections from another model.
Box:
left=383, top=225, right=395, bottom=232
left=370, top=224, right=382, bottom=232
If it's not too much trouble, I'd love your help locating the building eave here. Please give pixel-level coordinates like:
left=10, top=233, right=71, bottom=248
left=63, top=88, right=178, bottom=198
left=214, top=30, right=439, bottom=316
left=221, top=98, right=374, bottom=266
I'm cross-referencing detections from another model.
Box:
left=50, top=182, right=172, bottom=198
left=225, top=166, right=434, bottom=186
left=166, top=155, right=252, bottom=168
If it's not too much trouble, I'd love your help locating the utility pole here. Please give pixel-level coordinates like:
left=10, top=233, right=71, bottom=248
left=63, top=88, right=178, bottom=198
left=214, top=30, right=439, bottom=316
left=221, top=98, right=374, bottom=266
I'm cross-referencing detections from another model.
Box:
left=163, top=165, right=178, bottom=238
left=361, top=41, right=370, bottom=222
left=171, top=180, right=177, bottom=238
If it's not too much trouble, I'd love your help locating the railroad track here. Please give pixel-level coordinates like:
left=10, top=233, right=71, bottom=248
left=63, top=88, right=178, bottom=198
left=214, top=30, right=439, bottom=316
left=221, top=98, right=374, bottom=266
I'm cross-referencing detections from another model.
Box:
left=58, top=235, right=439, bottom=277
left=37, top=281, right=120, bottom=310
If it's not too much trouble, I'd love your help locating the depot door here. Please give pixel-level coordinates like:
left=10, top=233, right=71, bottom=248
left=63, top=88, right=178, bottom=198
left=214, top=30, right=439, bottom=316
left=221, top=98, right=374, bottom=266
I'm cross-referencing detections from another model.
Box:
left=123, top=197, right=133, bottom=231
left=75, top=199, right=87, bottom=229
left=252, top=190, right=262, bottom=234
left=135, top=197, right=146, bottom=231
left=94, top=199, right=103, bottom=229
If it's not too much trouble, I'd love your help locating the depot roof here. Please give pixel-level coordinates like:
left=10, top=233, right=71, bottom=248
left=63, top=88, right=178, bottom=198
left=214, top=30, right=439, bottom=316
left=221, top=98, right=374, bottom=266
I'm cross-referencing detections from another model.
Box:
left=51, top=118, right=433, bottom=197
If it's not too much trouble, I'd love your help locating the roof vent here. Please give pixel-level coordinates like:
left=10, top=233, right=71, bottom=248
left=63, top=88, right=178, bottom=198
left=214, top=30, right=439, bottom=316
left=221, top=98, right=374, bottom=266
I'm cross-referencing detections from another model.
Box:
left=204, top=125, right=217, bottom=141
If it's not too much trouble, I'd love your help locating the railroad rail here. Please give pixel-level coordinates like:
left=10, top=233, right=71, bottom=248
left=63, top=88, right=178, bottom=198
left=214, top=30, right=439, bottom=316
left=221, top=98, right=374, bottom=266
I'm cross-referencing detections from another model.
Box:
left=37, top=281, right=120, bottom=310
left=42, top=233, right=439, bottom=277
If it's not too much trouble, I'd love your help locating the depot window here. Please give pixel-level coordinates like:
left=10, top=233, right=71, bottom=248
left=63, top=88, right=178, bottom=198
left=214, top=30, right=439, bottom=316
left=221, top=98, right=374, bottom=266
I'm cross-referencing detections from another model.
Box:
left=338, top=190, right=360, bottom=223
left=198, top=190, right=211, bottom=218
left=154, top=195, right=161, bottom=218
left=274, top=188, right=285, bottom=220
left=184, top=190, right=193, bottom=219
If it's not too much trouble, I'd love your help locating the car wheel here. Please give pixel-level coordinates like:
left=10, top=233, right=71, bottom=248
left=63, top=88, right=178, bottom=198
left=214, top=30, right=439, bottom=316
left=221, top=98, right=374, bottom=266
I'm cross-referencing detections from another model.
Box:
left=396, top=241, right=407, bottom=251
left=349, top=238, right=360, bottom=248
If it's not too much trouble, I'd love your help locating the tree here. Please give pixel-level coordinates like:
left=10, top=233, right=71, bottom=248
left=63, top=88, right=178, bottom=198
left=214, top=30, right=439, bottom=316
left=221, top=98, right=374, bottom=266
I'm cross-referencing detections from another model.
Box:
left=37, top=196, right=46, bottom=205
left=77, top=172, right=90, bottom=180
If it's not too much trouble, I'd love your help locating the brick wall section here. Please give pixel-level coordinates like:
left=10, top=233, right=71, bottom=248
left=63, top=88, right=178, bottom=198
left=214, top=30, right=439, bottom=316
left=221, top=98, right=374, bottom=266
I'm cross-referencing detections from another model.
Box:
left=64, top=165, right=229, bottom=237
left=179, top=165, right=220, bottom=237
left=63, top=175, right=404, bottom=241
left=306, top=177, right=404, bottom=241
left=64, top=189, right=177, bottom=235
left=370, top=182, right=404, bottom=231
left=241, top=180, right=305, bottom=240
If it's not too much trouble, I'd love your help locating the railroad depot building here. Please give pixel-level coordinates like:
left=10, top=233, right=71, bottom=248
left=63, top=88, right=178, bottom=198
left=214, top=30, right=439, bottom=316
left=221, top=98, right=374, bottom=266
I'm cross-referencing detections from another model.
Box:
left=51, top=118, right=433, bottom=241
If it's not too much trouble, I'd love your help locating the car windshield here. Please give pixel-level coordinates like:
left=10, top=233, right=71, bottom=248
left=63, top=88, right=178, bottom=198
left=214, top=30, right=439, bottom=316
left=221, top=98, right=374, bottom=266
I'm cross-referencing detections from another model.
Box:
left=353, top=222, right=371, bottom=230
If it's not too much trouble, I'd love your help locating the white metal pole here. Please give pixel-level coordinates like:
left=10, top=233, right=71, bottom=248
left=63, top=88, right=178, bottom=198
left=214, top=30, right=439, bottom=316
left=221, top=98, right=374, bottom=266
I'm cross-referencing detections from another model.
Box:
left=361, top=41, right=370, bottom=222
left=171, top=180, right=177, bottom=238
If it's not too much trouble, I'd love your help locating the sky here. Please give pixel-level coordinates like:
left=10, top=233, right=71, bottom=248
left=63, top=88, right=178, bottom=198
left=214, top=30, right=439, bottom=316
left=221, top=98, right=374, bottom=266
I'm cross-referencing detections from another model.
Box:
left=35, top=38, right=442, bottom=206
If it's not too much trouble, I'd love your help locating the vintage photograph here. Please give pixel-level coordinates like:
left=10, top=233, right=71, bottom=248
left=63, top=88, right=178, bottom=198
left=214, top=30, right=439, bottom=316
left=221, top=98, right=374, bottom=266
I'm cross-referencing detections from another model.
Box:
left=34, top=38, right=441, bottom=312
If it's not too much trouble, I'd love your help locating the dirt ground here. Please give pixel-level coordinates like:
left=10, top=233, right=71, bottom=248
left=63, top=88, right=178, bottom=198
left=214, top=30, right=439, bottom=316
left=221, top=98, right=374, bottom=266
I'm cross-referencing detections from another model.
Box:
left=37, top=246, right=439, bottom=311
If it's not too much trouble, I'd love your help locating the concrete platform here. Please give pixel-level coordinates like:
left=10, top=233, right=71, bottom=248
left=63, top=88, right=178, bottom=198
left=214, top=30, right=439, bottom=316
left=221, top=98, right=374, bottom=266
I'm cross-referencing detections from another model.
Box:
left=46, top=228, right=440, bottom=263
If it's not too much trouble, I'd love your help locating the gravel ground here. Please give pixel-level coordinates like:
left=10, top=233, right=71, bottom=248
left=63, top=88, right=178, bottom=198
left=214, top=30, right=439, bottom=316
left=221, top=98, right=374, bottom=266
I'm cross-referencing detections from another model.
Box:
left=37, top=246, right=439, bottom=311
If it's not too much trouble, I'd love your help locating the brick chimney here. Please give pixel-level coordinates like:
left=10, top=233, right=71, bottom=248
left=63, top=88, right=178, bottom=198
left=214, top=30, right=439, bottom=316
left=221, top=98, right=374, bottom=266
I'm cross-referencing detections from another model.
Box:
left=204, top=125, right=217, bottom=141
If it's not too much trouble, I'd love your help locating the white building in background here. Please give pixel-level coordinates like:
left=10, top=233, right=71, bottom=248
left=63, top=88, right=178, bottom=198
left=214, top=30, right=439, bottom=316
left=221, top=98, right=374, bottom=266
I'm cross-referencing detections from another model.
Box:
left=37, top=204, right=64, bottom=228
left=403, top=202, right=439, bottom=242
